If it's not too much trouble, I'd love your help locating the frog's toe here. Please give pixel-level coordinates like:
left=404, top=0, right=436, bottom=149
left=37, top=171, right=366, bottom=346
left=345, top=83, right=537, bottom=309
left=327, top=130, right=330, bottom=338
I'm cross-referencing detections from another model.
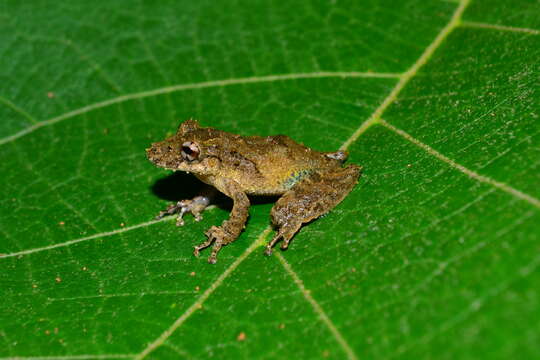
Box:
left=155, top=203, right=178, bottom=220
left=264, top=242, right=276, bottom=256
left=265, top=222, right=301, bottom=255
left=264, top=231, right=285, bottom=255
left=207, top=254, right=218, bottom=264
left=175, top=215, right=186, bottom=226
left=194, top=240, right=212, bottom=258
left=264, top=245, right=274, bottom=256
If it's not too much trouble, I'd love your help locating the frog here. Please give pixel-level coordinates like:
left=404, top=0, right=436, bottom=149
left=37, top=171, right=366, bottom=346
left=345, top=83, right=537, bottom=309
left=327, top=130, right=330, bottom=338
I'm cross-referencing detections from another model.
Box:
left=146, top=119, right=361, bottom=264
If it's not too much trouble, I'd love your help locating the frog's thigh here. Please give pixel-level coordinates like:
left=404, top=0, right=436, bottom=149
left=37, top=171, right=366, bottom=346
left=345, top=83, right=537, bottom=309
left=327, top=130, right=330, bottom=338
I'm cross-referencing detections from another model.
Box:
left=270, top=165, right=361, bottom=249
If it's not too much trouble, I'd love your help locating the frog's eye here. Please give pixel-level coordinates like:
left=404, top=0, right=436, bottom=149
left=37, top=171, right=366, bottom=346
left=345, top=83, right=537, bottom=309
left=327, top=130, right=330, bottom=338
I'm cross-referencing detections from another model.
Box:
left=181, top=141, right=200, bottom=161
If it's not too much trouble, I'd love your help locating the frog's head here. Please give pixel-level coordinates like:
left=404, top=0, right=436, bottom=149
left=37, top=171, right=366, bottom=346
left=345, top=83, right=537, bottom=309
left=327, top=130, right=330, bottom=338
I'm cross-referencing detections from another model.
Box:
left=146, top=119, right=222, bottom=175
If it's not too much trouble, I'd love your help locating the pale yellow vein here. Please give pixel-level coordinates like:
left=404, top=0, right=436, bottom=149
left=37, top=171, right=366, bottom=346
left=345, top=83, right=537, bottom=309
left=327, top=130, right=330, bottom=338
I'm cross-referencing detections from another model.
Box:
left=461, top=21, right=540, bottom=35
left=47, top=289, right=196, bottom=303
left=0, top=355, right=135, bottom=360
left=0, top=96, right=38, bottom=124
left=275, top=252, right=358, bottom=360
left=379, top=119, right=540, bottom=208
left=134, top=227, right=272, bottom=360
left=340, top=0, right=471, bottom=150
left=0, top=217, right=174, bottom=259
left=0, top=71, right=400, bottom=147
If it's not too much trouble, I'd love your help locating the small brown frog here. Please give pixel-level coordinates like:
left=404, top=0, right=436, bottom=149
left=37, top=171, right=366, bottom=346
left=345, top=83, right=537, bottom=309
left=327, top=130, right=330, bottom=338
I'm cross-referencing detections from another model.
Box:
left=147, top=120, right=361, bottom=264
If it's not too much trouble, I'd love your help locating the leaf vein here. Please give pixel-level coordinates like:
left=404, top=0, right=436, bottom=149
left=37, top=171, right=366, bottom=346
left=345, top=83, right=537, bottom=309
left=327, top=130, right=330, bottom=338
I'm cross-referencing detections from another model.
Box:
left=0, top=217, right=174, bottom=259
left=0, top=71, right=400, bottom=147
left=0, top=355, right=135, bottom=360
left=133, top=227, right=272, bottom=360
left=0, top=96, right=38, bottom=125
left=379, top=119, right=540, bottom=208
left=275, top=252, right=358, bottom=360
left=461, top=21, right=540, bottom=35
left=340, top=0, right=471, bottom=150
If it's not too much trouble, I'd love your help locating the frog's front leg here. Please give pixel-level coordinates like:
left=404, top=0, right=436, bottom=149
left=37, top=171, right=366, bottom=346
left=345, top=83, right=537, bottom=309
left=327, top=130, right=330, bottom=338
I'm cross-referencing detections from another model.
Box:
left=265, top=164, right=361, bottom=255
left=194, top=179, right=250, bottom=264
left=155, top=187, right=216, bottom=226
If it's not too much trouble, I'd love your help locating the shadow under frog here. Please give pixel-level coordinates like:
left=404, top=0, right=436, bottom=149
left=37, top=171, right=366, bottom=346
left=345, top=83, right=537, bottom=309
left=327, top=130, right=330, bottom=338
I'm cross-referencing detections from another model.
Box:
left=152, top=171, right=275, bottom=216
left=147, top=119, right=361, bottom=264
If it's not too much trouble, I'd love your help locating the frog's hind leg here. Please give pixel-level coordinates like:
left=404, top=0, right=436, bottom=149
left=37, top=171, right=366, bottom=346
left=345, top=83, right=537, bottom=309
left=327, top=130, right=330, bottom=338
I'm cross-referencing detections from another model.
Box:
left=265, top=164, right=361, bottom=255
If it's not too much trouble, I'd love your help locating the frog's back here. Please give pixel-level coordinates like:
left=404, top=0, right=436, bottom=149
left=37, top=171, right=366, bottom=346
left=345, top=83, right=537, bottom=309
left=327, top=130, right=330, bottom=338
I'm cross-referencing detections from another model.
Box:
left=237, top=134, right=343, bottom=195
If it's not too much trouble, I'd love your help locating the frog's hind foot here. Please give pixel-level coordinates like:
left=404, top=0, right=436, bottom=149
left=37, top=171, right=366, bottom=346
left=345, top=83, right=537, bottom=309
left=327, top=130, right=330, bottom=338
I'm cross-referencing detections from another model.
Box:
left=155, top=196, right=210, bottom=226
left=264, top=224, right=301, bottom=256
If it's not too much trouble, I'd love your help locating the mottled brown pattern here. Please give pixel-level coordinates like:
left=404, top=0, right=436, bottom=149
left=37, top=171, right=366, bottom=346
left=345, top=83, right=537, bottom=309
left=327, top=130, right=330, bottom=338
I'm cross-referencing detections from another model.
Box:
left=147, top=120, right=361, bottom=263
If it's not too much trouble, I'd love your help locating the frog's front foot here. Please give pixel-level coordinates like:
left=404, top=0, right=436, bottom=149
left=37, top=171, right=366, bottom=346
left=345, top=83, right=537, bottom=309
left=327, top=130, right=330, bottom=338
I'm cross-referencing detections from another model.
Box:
left=155, top=196, right=210, bottom=226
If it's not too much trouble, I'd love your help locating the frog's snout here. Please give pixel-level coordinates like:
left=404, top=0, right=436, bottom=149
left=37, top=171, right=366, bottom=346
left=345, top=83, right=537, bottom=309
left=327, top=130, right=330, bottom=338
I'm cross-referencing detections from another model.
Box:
left=146, top=142, right=162, bottom=163
left=147, top=140, right=184, bottom=169
left=146, top=141, right=168, bottom=164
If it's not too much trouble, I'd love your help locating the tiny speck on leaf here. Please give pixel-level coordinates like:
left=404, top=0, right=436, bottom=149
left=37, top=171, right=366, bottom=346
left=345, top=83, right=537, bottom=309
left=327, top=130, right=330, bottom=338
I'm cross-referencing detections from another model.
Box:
left=120, top=222, right=125, bottom=227
left=81, top=266, right=88, bottom=271
left=55, top=277, right=62, bottom=283
left=58, top=221, right=65, bottom=226
left=195, top=286, right=200, bottom=292
left=32, top=284, right=38, bottom=289
left=237, top=332, right=246, bottom=341
left=190, top=271, right=196, bottom=276
left=47, top=92, right=55, bottom=98
left=278, top=323, right=285, bottom=329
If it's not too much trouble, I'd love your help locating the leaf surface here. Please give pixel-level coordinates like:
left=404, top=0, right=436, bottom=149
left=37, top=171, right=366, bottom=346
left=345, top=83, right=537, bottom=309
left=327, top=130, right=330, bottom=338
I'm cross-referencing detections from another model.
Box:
left=1, top=0, right=539, bottom=359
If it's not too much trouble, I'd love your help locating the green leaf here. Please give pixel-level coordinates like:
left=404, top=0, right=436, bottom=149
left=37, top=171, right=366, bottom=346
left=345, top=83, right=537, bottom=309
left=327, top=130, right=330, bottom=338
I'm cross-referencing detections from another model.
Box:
left=1, top=0, right=539, bottom=359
